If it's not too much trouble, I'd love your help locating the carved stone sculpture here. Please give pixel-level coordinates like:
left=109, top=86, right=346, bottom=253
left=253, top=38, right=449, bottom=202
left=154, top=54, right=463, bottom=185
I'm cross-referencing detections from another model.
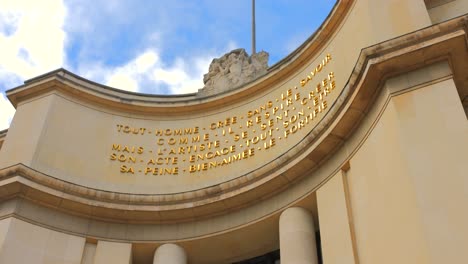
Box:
left=200, top=48, right=269, bottom=96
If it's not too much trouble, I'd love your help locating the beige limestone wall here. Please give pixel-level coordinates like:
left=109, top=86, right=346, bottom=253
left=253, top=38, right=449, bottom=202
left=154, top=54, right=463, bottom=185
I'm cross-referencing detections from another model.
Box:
left=94, top=240, right=132, bottom=264
left=0, top=217, right=85, bottom=264
left=80, top=242, right=97, bottom=264
left=386, top=78, right=468, bottom=263
left=365, top=0, right=431, bottom=43
left=317, top=170, right=357, bottom=264
left=427, top=0, right=468, bottom=24
left=0, top=95, right=54, bottom=168
left=346, top=86, right=431, bottom=264
left=344, top=76, right=468, bottom=263
left=0, top=218, right=11, bottom=255
left=0, top=130, right=6, bottom=152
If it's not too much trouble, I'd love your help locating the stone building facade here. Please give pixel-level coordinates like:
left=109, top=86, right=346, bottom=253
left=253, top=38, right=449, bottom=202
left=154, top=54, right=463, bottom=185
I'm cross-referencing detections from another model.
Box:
left=0, top=0, right=467, bottom=263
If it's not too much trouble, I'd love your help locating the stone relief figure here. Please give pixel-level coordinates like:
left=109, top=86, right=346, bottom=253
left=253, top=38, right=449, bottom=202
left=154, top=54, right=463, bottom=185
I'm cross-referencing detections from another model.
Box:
left=200, top=48, right=269, bottom=96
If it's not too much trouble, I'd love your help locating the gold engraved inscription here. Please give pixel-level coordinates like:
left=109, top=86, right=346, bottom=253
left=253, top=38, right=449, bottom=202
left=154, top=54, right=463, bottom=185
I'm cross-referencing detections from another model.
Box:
left=108, top=53, right=337, bottom=176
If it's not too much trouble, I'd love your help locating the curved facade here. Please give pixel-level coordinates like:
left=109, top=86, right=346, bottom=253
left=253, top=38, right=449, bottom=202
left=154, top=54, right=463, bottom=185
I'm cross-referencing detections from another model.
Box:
left=0, top=1, right=467, bottom=263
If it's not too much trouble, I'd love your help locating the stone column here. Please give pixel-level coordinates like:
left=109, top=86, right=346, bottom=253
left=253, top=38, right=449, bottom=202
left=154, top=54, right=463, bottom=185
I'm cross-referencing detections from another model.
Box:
left=153, top=244, right=187, bottom=264
left=279, top=207, right=318, bottom=264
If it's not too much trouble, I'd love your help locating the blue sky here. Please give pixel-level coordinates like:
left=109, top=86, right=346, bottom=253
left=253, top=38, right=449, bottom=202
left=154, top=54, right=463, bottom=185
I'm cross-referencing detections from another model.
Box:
left=0, top=0, right=335, bottom=130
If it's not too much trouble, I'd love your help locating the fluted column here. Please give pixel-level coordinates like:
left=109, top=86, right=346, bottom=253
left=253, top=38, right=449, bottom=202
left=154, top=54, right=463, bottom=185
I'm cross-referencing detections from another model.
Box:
left=279, top=207, right=319, bottom=264
left=153, top=243, right=187, bottom=264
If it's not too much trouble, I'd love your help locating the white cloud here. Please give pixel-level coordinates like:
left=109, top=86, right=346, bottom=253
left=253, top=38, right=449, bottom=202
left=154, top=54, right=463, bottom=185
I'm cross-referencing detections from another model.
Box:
left=0, top=0, right=67, bottom=129
left=83, top=44, right=237, bottom=95
left=0, top=0, right=67, bottom=81
left=103, top=51, right=160, bottom=93
left=0, top=0, right=239, bottom=97
left=149, top=40, right=237, bottom=94
left=150, top=56, right=211, bottom=94
left=106, top=73, right=139, bottom=93
left=102, top=49, right=212, bottom=94
left=0, top=94, right=15, bottom=130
